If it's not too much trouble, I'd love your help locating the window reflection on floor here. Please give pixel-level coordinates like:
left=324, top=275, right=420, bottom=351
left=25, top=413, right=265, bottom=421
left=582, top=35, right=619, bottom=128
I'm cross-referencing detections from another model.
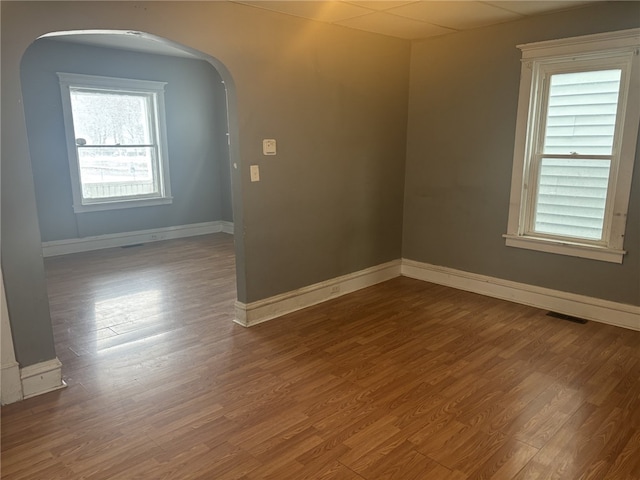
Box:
left=45, top=234, right=237, bottom=375
left=94, top=289, right=163, bottom=327
left=93, top=289, right=166, bottom=354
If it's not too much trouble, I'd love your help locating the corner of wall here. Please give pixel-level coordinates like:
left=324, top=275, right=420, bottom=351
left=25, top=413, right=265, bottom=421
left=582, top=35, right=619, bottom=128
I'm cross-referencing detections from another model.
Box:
left=20, top=358, right=66, bottom=399
left=1, top=270, right=23, bottom=405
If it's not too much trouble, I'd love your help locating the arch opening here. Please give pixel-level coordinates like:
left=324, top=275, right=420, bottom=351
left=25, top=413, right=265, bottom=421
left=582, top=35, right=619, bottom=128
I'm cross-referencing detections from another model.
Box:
left=9, top=28, right=245, bottom=375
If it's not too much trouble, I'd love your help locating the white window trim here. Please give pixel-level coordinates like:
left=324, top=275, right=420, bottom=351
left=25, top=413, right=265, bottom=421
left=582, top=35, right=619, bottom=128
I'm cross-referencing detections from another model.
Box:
left=504, top=28, right=640, bottom=264
left=57, top=73, right=173, bottom=213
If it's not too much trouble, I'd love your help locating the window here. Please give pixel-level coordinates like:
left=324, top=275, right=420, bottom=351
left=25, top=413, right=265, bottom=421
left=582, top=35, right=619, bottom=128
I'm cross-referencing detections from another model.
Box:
left=58, top=73, right=172, bottom=212
left=504, top=29, right=640, bottom=263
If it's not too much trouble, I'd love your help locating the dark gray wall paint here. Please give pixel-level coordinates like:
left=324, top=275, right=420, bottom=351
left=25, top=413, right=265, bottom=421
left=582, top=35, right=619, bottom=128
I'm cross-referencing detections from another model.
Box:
left=0, top=97, right=58, bottom=367
left=240, top=57, right=410, bottom=301
left=20, top=39, right=232, bottom=242
left=223, top=14, right=410, bottom=302
left=1, top=29, right=58, bottom=367
left=403, top=2, right=640, bottom=306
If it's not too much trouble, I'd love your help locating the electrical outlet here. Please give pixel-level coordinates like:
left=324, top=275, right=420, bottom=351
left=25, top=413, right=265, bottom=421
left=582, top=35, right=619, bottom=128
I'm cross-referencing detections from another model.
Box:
left=250, top=165, right=260, bottom=182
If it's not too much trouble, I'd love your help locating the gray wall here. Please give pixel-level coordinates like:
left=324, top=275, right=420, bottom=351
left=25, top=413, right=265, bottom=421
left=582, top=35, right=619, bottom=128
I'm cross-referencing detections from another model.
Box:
left=2, top=1, right=409, bottom=367
left=403, top=1, right=640, bottom=306
left=20, top=39, right=232, bottom=242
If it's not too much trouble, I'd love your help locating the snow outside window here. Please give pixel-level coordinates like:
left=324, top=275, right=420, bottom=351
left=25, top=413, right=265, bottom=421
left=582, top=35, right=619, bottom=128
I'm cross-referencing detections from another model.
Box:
left=58, top=73, right=172, bottom=213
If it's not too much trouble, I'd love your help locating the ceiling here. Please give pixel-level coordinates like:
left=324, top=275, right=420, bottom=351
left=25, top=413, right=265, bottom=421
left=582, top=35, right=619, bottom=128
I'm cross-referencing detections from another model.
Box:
left=46, top=1, right=602, bottom=57
left=233, top=0, right=601, bottom=40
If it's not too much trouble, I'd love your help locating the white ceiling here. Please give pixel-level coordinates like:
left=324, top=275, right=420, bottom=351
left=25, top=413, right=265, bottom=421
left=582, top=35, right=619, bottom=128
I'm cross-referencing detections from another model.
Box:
left=233, top=1, right=601, bottom=40
left=46, top=1, right=602, bottom=57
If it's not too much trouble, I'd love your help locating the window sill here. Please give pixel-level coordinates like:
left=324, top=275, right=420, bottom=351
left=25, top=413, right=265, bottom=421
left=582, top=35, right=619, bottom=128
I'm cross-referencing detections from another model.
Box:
left=503, top=234, right=625, bottom=264
left=73, top=196, right=173, bottom=214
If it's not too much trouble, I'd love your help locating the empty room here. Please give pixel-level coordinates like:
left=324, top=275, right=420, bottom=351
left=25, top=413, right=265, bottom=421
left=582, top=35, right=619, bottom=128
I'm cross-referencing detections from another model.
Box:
left=1, top=1, right=639, bottom=479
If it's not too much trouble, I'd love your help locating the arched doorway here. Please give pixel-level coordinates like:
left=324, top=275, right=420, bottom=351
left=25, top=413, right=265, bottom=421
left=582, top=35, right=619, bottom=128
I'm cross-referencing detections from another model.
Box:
left=7, top=29, right=245, bottom=399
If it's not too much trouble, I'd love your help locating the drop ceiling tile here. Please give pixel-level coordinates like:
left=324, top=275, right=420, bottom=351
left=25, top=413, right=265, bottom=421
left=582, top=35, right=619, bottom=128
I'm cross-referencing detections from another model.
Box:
left=236, top=1, right=373, bottom=23
left=343, top=1, right=419, bottom=11
left=232, top=1, right=603, bottom=41
left=335, top=11, right=456, bottom=39
left=485, top=1, right=597, bottom=16
left=387, top=1, right=523, bottom=29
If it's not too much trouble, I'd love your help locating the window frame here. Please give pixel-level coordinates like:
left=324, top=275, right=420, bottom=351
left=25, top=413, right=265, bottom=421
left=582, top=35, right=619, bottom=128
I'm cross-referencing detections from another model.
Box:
left=58, top=72, right=173, bottom=213
left=504, top=29, right=640, bottom=264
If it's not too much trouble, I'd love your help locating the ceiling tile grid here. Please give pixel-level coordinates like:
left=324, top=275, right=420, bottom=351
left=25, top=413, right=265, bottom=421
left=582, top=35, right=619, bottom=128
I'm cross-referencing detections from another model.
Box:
left=49, top=1, right=604, bottom=56
left=234, top=1, right=601, bottom=40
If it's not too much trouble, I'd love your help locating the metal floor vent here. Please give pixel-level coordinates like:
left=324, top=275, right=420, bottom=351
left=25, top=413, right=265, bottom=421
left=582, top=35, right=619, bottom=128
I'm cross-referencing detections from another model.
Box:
left=547, top=311, right=588, bottom=324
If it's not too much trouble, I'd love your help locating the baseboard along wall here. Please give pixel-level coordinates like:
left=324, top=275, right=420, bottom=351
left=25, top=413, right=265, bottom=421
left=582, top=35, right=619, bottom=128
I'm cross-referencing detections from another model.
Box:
left=19, top=358, right=66, bottom=400
left=401, top=259, right=639, bottom=331
left=41, top=221, right=234, bottom=257
left=1, top=361, right=23, bottom=405
left=40, top=220, right=637, bottom=330
left=235, top=260, right=402, bottom=327
left=15, top=246, right=634, bottom=404
left=235, top=258, right=639, bottom=331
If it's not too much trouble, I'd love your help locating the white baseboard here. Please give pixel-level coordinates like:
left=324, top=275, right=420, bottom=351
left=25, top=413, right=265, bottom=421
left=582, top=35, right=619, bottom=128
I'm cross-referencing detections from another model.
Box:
left=221, top=220, right=234, bottom=235
left=402, top=259, right=640, bottom=331
left=1, top=361, right=23, bottom=405
left=235, top=260, right=402, bottom=327
left=235, top=258, right=638, bottom=331
left=20, top=358, right=66, bottom=399
left=42, top=221, right=234, bottom=257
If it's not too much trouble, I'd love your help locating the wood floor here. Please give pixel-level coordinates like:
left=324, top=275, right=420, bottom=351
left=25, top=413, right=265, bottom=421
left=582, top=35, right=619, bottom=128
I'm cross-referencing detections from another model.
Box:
left=1, top=233, right=639, bottom=479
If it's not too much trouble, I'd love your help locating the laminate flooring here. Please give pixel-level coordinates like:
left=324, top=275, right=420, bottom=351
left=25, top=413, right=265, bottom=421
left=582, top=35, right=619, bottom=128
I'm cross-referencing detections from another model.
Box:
left=2, top=233, right=639, bottom=479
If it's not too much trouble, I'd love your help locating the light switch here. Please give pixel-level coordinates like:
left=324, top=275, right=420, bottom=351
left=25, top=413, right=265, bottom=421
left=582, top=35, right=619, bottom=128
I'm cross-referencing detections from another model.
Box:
left=263, top=139, right=276, bottom=155
left=250, top=165, right=260, bottom=182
